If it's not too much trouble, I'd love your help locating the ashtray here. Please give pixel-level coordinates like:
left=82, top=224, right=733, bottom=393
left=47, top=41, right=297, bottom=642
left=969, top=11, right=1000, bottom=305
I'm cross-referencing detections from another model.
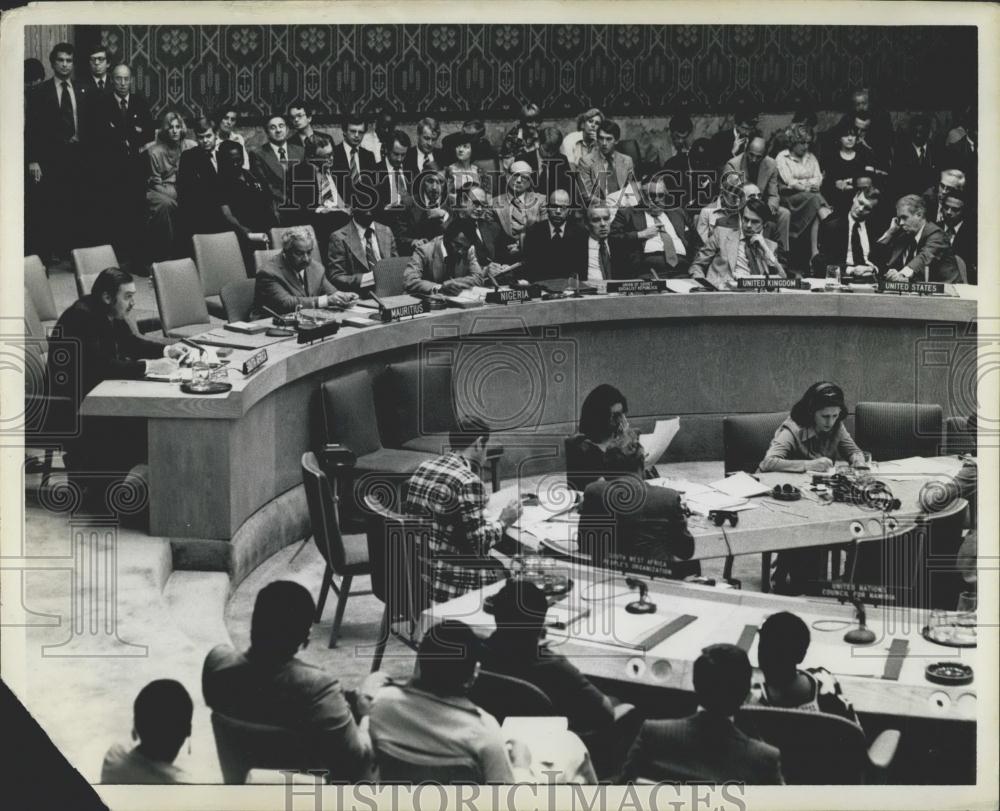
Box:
left=922, top=622, right=977, bottom=648
left=180, top=381, right=232, bottom=395
left=925, top=661, right=973, bottom=686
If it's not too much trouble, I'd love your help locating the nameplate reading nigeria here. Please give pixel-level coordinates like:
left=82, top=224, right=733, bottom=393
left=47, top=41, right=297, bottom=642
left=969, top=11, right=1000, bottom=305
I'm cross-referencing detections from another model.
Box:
left=485, top=287, right=532, bottom=304
left=377, top=295, right=428, bottom=322
left=736, top=278, right=804, bottom=290
left=606, top=279, right=668, bottom=295
left=880, top=280, right=946, bottom=295
left=241, top=349, right=268, bottom=376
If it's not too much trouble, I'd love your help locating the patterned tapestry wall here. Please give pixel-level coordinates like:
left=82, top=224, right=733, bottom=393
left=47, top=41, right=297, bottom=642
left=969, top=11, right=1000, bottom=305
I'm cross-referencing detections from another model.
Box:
left=70, top=24, right=977, bottom=123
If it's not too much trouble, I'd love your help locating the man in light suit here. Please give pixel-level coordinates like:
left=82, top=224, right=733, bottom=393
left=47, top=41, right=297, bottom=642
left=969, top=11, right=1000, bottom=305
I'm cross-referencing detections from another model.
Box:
left=249, top=115, right=308, bottom=226
left=577, top=120, right=635, bottom=204
left=611, top=177, right=693, bottom=279
left=463, top=185, right=516, bottom=269
left=724, top=136, right=791, bottom=250
left=622, top=644, right=784, bottom=784
left=326, top=208, right=397, bottom=294
left=689, top=198, right=785, bottom=290
left=253, top=226, right=357, bottom=316
left=403, top=218, right=486, bottom=296
left=874, top=194, right=962, bottom=284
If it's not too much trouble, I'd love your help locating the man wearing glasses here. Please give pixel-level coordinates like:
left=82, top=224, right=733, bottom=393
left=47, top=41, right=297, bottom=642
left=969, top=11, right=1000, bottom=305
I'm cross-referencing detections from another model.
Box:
left=462, top=185, right=516, bottom=271
left=521, top=189, right=584, bottom=283
left=725, top=136, right=790, bottom=250
left=611, top=177, right=693, bottom=279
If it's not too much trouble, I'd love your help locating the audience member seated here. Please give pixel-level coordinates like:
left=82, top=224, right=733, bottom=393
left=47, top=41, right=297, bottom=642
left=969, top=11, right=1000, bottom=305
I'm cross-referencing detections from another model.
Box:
left=145, top=110, right=196, bottom=262
left=663, top=137, right=716, bottom=218
left=462, top=185, right=516, bottom=270
left=567, top=201, right=630, bottom=281
left=521, top=189, right=583, bottom=283
left=708, top=107, right=759, bottom=171
left=253, top=226, right=357, bottom=316
left=101, top=679, right=193, bottom=784
left=216, top=140, right=276, bottom=268
left=622, top=644, right=784, bottom=784
left=775, top=123, right=832, bottom=259
left=611, top=176, right=693, bottom=279
left=177, top=116, right=224, bottom=238
left=286, top=99, right=329, bottom=157
left=202, top=581, right=373, bottom=781
left=399, top=169, right=451, bottom=255
left=579, top=432, right=697, bottom=577
left=577, top=120, right=635, bottom=204
left=689, top=198, right=785, bottom=290
left=309, top=131, right=354, bottom=249
left=402, top=419, right=521, bottom=603
left=921, top=168, right=967, bottom=223
left=404, top=116, right=447, bottom=177
left=747, top=612, right=859, bottom=723
left=695, top=169, right=745, bottom=244
left=819, top=118, right=879, bottom=215
left=872, top=194, right=962, bottom=283
left=249, top=114, right=307, bottom=226
left=501, top=101, right=542, bottom=161
left=943, top=105, right=976, bottom=174
left=326, top=207, right=397, bottom=294
left=442, top=130, right=481, bottom=206
left=517, top=126, right=572, bottom=200
left=891, top=114, right=938, bottom=198
left=938, top=190, right=976, bottom=284
left=561, top=106, right=604, bottom=171
left=215, top=105, right=247, bottom=163
left=565, top=384, right=634, bottom=492
left=768, top=107, right=817, bottom=158
left=812, top=187, right=882, bottom=279
left=660, top=112, right=693, bottom=165
left=361, top=109, right=397, bottom=164
left=493, top=160, right=544, bottom=254
left=403, top=217, right=486, bottom=296
left=724, top=135, right=791, bottom=250
left=834, top=88, right=893, bottom=170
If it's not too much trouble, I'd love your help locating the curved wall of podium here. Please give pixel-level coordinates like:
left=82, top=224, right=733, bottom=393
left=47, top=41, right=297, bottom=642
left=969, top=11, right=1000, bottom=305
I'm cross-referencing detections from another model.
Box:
left=81, top=290, right=976, bottom=580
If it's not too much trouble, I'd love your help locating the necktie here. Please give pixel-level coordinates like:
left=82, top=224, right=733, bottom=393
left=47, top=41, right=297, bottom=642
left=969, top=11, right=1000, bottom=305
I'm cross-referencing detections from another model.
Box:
left=850, top=221, right=865, bottom=265
left=605, top=157, right=620, bottom=194
left=364, top=227, right=378, bottom=270
left=745, top=239, right=763, bottom=276
left=301, top=270, right=309, bottom=297
left=553, top=225, right=563, bottom=240
left=393, top=170, right=405, bottom=204
left=98, top=79, right=104, bottom=91
left=424, top=152, right=436, bottom=171
left=659, top=218, right=678, bottom=267
left=599, top=239, right=610, bottom=278
left=350, top=148, right=360, bottom=182
left=510, top=197, right=526, bottom=235
left=278, top=146, right=287, bottom=161
left=321, top=171, right=336, bottom=205
left=119, top=96, right=128, bottom=116
left=59, top=81, right=75, bottom=137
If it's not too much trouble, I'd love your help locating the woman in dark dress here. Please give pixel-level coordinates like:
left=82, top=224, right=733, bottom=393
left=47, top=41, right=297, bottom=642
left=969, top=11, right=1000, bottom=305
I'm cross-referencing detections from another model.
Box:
left=565, top=384, right=638, bottom=492
left=820, top=119, right=878, bottom=215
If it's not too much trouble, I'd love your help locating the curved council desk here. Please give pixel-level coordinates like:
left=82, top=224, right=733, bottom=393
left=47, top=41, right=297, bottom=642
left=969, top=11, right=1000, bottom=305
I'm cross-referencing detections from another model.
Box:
left=81, top=288, right=977, bottom=577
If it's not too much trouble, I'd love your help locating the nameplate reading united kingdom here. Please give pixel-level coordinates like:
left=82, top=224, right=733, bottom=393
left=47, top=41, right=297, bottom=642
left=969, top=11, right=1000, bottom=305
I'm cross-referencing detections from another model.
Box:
left=736, top=278, right=803, bottom=290
left=606, top=279, right=668, bottom=295
left=377, top=295, right=428, bottom=322
left=880, top=280, right=946, bottom=295
left=485, top=287, right=532, bottom=304
left=241, top=349, right=268, bottom=376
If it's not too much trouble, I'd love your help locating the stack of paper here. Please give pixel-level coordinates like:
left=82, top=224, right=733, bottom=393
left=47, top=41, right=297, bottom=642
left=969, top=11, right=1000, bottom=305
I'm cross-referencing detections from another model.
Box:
left=684, top=492, right=753, bottom=516
left=709, top=471, right=771, bottom=498
left=639, top=418, right=680, bottom=466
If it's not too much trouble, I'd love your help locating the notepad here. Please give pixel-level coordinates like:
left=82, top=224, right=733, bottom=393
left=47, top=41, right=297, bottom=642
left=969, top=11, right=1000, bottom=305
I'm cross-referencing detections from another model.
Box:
left=709, top=471, right=771, bottom=499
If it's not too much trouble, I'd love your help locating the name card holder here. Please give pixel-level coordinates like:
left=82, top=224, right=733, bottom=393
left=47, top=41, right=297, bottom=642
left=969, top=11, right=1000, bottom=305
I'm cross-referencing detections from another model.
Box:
left=879, top=279, right=946, bottom=296
left=375, top=295, right=430, bottom=323
left=241, top=349, right=268, bottom=376
left=485, top=287, right=534, bottom=305
left=605, top=279, right=668, bottom=295
left=297, top=319, right=341, bottom=344
left=736, top=278, right=808, bottom=291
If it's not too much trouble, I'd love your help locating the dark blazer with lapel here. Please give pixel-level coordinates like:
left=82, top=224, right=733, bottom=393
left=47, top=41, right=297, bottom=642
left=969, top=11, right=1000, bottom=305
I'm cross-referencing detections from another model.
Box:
left=815, top=213, right=876, bottom=268
left=469, top=215, right=516, bottom=267
left=871, top=220, right=961, bottom=283
left=253, top=251, right=336, bottom=316
left=88, top=91, right=154, bottom=162
left=949, top=218, right=976, bottom=281
left=516, top=149, right=573, bottom=198
left=26, top=78, right=86, bottom=164
left=559, top=228, right=631, bottom=282
left=521, top=220, right=586, bottom=282
left=249, top=141, right=309, bottom=216
left=610, top=206, right=693, bottom=276
left=890, top=139, right=938, bottom=196
left=177, top=147, right=222, bottom=229
left=622, top=712, right=784, bottom=784
left=403, top=146, right=447, bottom=177
left=328, top=141, right=378, bottom=204
left=325, top=220, right=397, bottom=292
left=288, top=128, right=332, bottom=158
left=398, top=193, right=452, bottom=255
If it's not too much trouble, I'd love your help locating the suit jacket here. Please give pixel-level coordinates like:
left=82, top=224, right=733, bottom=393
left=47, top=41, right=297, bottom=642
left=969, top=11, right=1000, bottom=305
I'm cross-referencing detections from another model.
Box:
left=88, top=91, right=154, bottom=162
left=398, top=193, right=452, bottom=254
left=622, top=712, right=784, bottom=785
left=689, top=227, right=785, bottom=289
left=871, top=220, right=961, bottom=283
left=814, top=213, right=877, bottom=270
left=521, top=220, right=587, bottom=282
left=662, top=153, right=715, bottom=218
left=370, top=160, right=414, bottom=217
left=724, top=153, right=781, bottom=214
left=202, top=644, right=370, bottom=781
left=493, top=191, right=545, bottom=241
left=249, top=142, right=310, bottom=216
left=25, top=77, right=87, bottom=164
left=577, top=150, right=635, bottom=202
left=329, top=141, right=378, bottom=204
left=709, top=127, right=754, bottom=171
left=403, top=146, right=448, bottom=178
left=890, top=139, right=938, bottom=197
left=948, top=218, right=976, bottom=281
left=561, top=229, right=631, bottom=281
left=610, top=206, right=693, bottom=277
left=287, top=128, right=332, bottom=158
left=176, top=147, right=222, bottom=230
left=253, top=250, right=337, bottom=315
left=403, top=237, right=484, bottom=295
left=326, top=220, right=397, bottom=292
left=516, top=149, right=573, bottom=198
left=469, top=215, right=516, bottom=267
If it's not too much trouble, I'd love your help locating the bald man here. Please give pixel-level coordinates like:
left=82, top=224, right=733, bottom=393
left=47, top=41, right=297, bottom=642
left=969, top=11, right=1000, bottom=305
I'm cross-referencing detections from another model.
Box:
left=724, top=136, right=790, bottom=249
left=521, top=189, right=586, bottom=282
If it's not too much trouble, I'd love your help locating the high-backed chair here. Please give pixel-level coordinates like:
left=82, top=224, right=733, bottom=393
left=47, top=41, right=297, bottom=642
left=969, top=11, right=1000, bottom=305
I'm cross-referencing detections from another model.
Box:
left=372, top=256, right=410, bottom=297
left=271, top=225, right=323, bottom=266
left=254, top=248, right=282, bottom=275
left=301, top=451, right=372, bottom=647
left=220, top=279, right=256, bottom=322
left=71, top=244, right=119, bottom=298
left=375, top=753, right=482, bottom=785
left=735, top=706, right=900, bottom=784
left=210, top=712, right=330, bottom=785
left=362, top=493, right=432, bottom=672
left=192, top=231, right=249, bottom=317
left=151, top=259, right=212, bottom=338
left=722, top=412, right=790, bottom=593
left=24, top=255, right=59, bottom=329
left=854, top=402, right=943, bottom=461
left=468, top=670, right=555, bottom=724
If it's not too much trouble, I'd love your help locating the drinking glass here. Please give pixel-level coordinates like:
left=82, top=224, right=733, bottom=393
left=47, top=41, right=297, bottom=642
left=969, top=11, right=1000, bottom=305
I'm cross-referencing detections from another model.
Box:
left=956, top=591, right=977, bottom=626
left=825, top=264, right=841, bottom=291
left=190, top=361, right=213, bottom=392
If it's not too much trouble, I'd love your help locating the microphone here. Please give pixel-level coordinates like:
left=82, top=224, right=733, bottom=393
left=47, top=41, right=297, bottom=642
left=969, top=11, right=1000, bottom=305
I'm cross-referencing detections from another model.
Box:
left=486, top=265, right=501, bottom=291
left=180, top=338, right=205, bottom=355
left=261, top=305, right=285, bottom=320
left=625, top=576, right=657, bottom=615
left=367, top=291, right=387, bottom=312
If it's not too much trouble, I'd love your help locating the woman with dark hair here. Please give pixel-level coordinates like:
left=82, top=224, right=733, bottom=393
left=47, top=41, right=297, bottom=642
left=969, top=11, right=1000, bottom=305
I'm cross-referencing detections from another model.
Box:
left=216, top=139, right=276, bottom=268
left=565, top=384, right=639, bottom=492
left=215, top=106, right=249, bottom=168
left=759, top=382, right=866, bottom=473
left=146, top=110, right=196, bottom=261
left=820, top=119, right=878, bottom=214
left=443, top=130, right=481, bottom=206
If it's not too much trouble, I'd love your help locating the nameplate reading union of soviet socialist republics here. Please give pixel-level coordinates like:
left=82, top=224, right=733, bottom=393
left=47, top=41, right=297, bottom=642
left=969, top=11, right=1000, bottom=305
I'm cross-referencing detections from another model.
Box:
left=606, top=279, right=668, bottom=295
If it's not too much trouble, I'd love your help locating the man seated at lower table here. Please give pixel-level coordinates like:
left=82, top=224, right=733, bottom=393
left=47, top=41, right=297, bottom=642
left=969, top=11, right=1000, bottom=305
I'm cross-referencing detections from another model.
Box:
left=253, top=225, right=357, bottom=316
left=202, top=581, right=373, bottom=782
left=402, top=217, right=487, bottom=296
left=622, top=644, right=784, bottom=784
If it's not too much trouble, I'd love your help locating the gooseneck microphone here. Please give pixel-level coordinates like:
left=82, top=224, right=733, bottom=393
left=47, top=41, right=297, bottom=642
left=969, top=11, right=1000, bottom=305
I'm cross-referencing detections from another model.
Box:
left=625, top=576, right=657, bottom=615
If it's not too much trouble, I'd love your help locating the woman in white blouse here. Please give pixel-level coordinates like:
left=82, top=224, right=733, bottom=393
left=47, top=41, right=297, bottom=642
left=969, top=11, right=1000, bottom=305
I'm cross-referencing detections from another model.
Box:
left=561, top=107, right=604, bottom=171
left=145, top=111, right=196, bottom=262
left=775, top=123, right=832, bottom=259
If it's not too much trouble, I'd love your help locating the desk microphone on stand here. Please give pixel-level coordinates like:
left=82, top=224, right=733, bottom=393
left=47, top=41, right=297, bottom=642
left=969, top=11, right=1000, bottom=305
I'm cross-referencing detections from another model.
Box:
left=625, top=576, right=657, bottom=615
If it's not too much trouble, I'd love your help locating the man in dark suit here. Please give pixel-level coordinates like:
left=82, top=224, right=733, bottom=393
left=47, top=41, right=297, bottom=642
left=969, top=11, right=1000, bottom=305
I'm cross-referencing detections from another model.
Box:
left=370, top=129, right=413, bottom=243
left=403, top=116, right=447, bottom=178
left=622, top=644, right=784, bottom=784
left=249, top=114, right=310, bottom=226
left=516, top=126, right=572, bottom=200
left=25, top=42, right=87, bottom=258
left=307, top=132, right=353, bottom=252
left=813, top=187, right=882, bottom=278
left=873, top=194, right=962, bottom=283
left=87, top=63, right=154, bottom=261
left=286, top=100, right=329, bottom=157
left=326, top=208, right=397, bottom=294
left=398, top=169, right=451, bottom=255
left=611, top=177, right=693, bottom=279
left=253, top=226, right=357, bottom=315
left=80, top=43, right=113, bottom=97
left=708, top=107, right=759, bottom=172
left=202, top=581, right=373, bottom=781
left=921, top=168, right=967, bottom=223
left=521, top=189, right=584, bottom=283
left=330, top=112, right=377, bottom=207
left=403, top=218, right=485, bottom=295
left=662, top=137, right=717, bottom=221
left=939, top=191, right=976, bottom=284
left=177, top=116, right=223, bottom=237
left=463, top=185, right=516, bottom=269
left=562, top=202, right=631, bottom=282
left=891, top=114, right=938, bottom=197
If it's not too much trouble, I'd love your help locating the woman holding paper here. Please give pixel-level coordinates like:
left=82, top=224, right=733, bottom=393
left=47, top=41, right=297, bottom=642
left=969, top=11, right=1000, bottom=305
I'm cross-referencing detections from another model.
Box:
left=759, top=382, right=867, bottom=474
left=565, top=384, right=637, bottom=492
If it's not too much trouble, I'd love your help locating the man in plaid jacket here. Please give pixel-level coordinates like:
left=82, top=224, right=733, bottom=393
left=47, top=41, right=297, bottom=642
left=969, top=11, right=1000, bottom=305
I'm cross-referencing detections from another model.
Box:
left=404, top=419, right=521, bottom=603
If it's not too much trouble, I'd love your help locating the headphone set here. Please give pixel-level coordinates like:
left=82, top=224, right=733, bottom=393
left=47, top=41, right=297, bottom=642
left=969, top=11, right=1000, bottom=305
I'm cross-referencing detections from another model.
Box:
left=772, top=483, right=802, bottom=501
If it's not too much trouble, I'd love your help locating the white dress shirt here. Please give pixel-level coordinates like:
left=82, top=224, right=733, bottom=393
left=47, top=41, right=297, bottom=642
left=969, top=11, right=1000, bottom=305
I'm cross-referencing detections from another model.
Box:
left=56, top=80, right=80, bottom=132
left=642, top=211, right=686, bottom=256
left=845, top=213, right=870, bottom=266
left=900, top=223, right=925, bottom=279
left=383, top=160, right=405, bottom=206
left=586, top=236, right=607, bottom=281
left=355, top=221, right=382, bottom=264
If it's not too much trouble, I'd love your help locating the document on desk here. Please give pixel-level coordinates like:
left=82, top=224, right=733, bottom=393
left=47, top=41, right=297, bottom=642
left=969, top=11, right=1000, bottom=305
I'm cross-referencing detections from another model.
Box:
left=709, top=471, right=771, bottom=499
left=646, top=478, right=715, bottom=497
left=876, top=456, right=965, bottom=481
left=640, top=418, right=680, bottom=466
left=684, top=492, right=753, bottom=516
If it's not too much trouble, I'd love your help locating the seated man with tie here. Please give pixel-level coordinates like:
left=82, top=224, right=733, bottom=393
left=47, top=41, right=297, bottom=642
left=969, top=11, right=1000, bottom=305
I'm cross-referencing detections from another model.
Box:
left=872, top=194, right=962, bottom=283
left=372, top=129, right=412, bottom=238
left=310, top=132, right=353, bottom=249
left=326, top=207, right=398, bottom=294
left=522, top=189, right=585, bottom=282
left=922, top=168, right=967, bottom=223
left=254, top=226, right=357, bottom=315
left=463, top=185, right=516, bottom=270
left=812, top=187, right=882, bottom=278
left=566, top=202, right=628, bottom=282
left=689, top=198, right=785, bottom=290
left=577, top=120, right=635, bottom=205
left=611, top=177, right=692, bottom=278
left=403, top=217, right=486, bottom=296
left=939, top=191, right=976, bottom=284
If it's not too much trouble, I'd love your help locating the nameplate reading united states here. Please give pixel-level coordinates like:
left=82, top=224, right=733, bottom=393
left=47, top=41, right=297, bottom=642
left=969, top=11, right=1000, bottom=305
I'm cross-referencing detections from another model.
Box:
left=736, top=278, right=803, bottom=290
left=485, top=288, right=532, bottom=304
left=606, top=279, right=668, bottom=295
left=241, top=349, right=268, bottom=376
left=880, top=280, right=946, bottom=295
